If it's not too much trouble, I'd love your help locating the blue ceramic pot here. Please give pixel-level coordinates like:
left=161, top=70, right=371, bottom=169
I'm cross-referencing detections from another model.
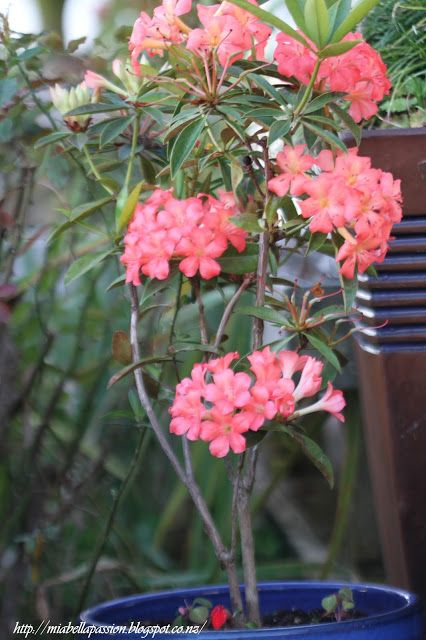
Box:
left=80, top=581, right=424, bottom=639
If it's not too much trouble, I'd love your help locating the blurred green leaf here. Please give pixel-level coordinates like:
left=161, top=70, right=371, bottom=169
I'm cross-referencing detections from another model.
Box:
left=331, top=0, right=380, bottom=42
left=116, top=181, right=144, bottom=232
left=304, top=0, right=330, bottom=47
left=107, top=356, right=173, bottom=389
left=64, top=250, right=112, bottom=286
left=304, top=331, right=341, bottom=371
left=100, top=116, right=134, bottom=148
left=282, top=426, right=335, bottom=488
left=170, top=117, right=205, bottom=178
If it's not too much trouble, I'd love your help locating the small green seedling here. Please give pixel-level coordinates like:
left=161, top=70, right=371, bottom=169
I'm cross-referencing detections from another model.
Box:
left=173, top=597, right=212, bottom=626
left=322, top=587, right=355, bottom=622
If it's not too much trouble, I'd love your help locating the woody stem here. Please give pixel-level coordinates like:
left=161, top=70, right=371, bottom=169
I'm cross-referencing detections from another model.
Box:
left=129, top=285, right=244, bottom=620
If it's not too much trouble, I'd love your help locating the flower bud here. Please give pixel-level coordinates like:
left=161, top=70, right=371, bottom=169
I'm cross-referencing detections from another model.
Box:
left=50, top=81, right=94, bottom=132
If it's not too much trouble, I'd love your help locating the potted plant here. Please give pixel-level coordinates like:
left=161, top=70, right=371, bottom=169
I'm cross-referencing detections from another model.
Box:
left=38, top=0, right=424, bottom=636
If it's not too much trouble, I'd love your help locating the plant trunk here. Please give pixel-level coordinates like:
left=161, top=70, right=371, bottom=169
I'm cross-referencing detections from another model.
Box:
left=238, top=482, right=261, bottom=625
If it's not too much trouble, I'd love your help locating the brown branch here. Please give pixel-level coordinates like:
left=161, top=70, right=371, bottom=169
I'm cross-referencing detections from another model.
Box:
left=129, top=284, right=244, bottom=617
left=2, top=167, right=34, bottom=285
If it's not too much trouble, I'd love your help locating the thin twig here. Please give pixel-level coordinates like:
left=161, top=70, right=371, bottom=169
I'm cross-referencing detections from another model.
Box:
left=2, top=167, right=34, bottom=284
left=214, top=275, right=254, bottom=350
left=193, top=277, right=209, bottom=345
left=76, top=424, right=149, bottom=615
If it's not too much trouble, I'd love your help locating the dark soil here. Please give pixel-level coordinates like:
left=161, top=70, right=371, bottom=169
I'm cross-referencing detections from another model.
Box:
left=262, top=608, right=364, bottom=627
left=137, top=609, right=365, bottom=629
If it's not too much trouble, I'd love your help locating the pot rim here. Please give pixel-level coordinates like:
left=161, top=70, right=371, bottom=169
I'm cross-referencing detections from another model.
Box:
left=80, top=580, right=422, bottom=633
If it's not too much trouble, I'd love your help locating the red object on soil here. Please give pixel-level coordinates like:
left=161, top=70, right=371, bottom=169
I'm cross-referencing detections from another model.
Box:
left=210, top=604, right=229, bottom=630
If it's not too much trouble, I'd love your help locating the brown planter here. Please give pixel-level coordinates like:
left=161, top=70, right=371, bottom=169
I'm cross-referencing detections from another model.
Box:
left=353, top=128, right=426, bottom=603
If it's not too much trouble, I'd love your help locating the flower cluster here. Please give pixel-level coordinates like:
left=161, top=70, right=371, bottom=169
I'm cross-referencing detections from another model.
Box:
left=129, top=0, right=271, bottom=72
left=268, top=146, right=402, bottom=278
left=170, top=348, right=345, bottom=458
left=274, top=32, right=391, bottom=122
left=121, top=189, right=247, bottom=284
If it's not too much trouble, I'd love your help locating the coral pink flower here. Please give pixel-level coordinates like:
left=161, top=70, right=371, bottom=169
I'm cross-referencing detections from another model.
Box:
left=272, top=378, right=296, bottom=418
left=299, top=174, right=347, bottom=233
left=274, top=32, right=317, bottom=85
left=344, top=81, right=380, bottom=122
left=187, top=13, right=245, bottom=66
left=190, top=0, right=271, bottom=64
left=268, top=145, right=314, bottom=197
left=177, top=227, right=227, bottom=279
left=204, top=369, right=252, bottom=414
left=299, top=382, right=346, bottom=422
left=276, top=350, right=307, bottom=379
left=204, top=192, right=247, bottom=253
left=293, top=356, right=323, bottom=401
left=129, top=0, right=190, bottom=71
left=237, top=384, right=277, bottom=431
left=121, top=190, right=245, bottom=284
left=274, top=30, right=390, bottom=124
left=170, top=350, right=345, bottom=457
left=206, top=352, right=240, bottom=374
left=247, top=346, right=281, bottom=384
left=336, top=231, right=388, bottom=278
left=201, top=408, right=249, bottom=457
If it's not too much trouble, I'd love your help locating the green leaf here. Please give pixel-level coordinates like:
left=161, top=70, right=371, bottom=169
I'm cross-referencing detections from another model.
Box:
left=328, top=0, right=352, bottom=33
left=188, top=606, right=209, bottom=624
left=269, top=118, right=291, bottom=145
left=285, top=0, right=307, bottom=30
left=247, top=74, right=288, bottom=106
left=169, top=117, right=205, bottom=178
left=17, top=45, right=45, bottom=61
left=282, top=426, right=335, bottom=488
left=231, top=161, right=244, bottom=193
left=339, top=587, right=354, bottom=603
left=48, top=196, right=113, bottom=242
left=64, top=250, right=112, bottom=286
left=226, top=0, right=314, bottom=48
left=67, top=36, right=86, bottom=53
left=235, top=305, right=285, bottom=325
left=106, top=274, right=126, bottom=291
left=230, top=213, right=262, bottom=233
left=322, top=594, right=338, bottom=612
left=306, top=232, right=327, bottom=255
left=100, top=115, right=134, bottom=147
left=34, top=131, right=70, bottom=149
left=303, top=91, right=345, bottom=114
left=303, top=121, right=347, bottom=152
left=304, top=332, right=341, bottom=371
left=0, top=77, right=19, bottom=107
left=65, top=103, right=127, bottom=117
left=339, top=272, right=358, bottom=312
left=331, top=0, right=380, bottom=42
left=329, top=103, right=361, bottom=145
left=116, top=181, right=144, bottom=231
left=319, top=39, right=362, bottom=58
left=218, top=255, right=258, bottom=274
left=304, top=0, right=330, bottom=47
left=192, top=598, right=213, bottom=608
left=107, top=356, right=173, bottom=389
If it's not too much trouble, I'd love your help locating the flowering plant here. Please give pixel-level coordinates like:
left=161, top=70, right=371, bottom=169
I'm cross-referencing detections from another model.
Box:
left=43, top=0, right=401, bottom=628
